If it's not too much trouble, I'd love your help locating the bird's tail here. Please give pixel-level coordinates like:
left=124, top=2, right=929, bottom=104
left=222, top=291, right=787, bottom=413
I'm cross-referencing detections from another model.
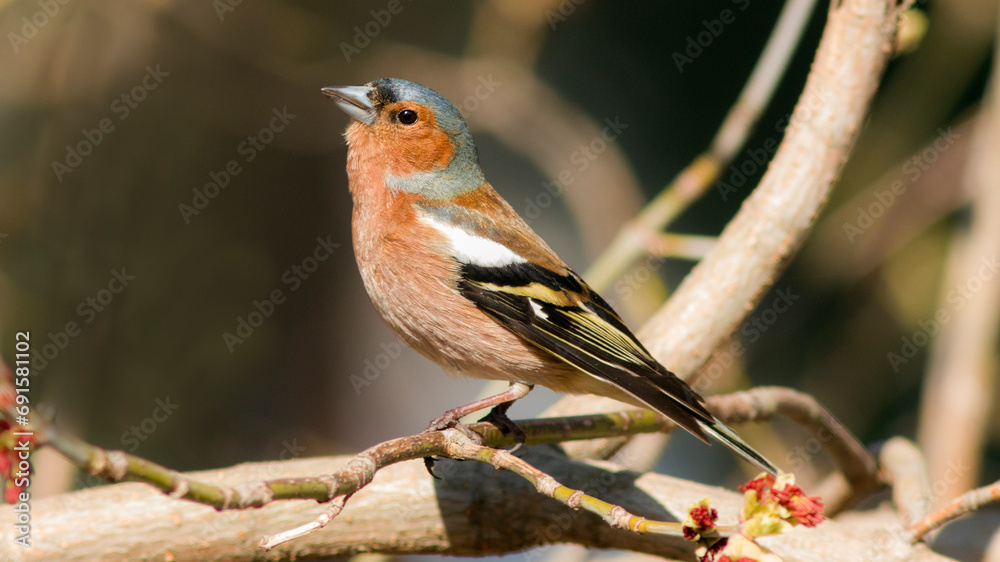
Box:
left=699, top=418, right=779, bottom=476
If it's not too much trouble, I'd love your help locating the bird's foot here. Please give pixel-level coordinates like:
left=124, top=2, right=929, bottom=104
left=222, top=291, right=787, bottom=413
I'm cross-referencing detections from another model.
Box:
left=479, top=402, right=527, bottom=453
left=421, top=412, right=485, bottom=444
left=421, top=413, right=483, bottom=479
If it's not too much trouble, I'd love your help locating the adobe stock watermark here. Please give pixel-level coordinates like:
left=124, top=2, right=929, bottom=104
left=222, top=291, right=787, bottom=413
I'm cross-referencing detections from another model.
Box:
left=349, top=338, right=404, bottom=395
left=340, top=0, right=412, bottom=63
left=455, top=74, right=501, bottom=116
left=222, top=235, right=339, bottom=353
left=28, top=268, right=136, bottom=373
left=716, top=84, right=832, bottom=202
left=545, top=0, right=587, bottom=30
left=844, top=128, right=960, bottom=243
left=258, top=438, right=308, bottom=479
left=212, top=0, right=244, bottom=21
left=190, top=438, right=307, bottom=545
left=524, top=466, right=633, bottom=560
left=784, top=425, right=834, bottom=472
left=52, top=65, right=169, bottom=182
left=7, top=0, right=72, bottom=53
left=178, top=106, right=297, bottom=224
left=523, top=116, right=629, bottom=222
left=275, top=438, right=306, bottom=461
left=120, top=397, right=179, bottom=452
left=525, top=513, right=576, bottom=561
left=690, top=286, right=800, bottom=396
left=615, top=253, right=666, bottom=302
left=672, top=0, right=751, bottom=73
left=887, top=254, right=999, bottom=373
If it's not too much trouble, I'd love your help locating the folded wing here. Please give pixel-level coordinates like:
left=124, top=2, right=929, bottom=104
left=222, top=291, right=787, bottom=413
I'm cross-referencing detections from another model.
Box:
left=457, top=260, right=715, bottom=444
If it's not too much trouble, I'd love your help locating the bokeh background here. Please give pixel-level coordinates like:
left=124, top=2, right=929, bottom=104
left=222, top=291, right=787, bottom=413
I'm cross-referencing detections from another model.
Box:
left=1, top=0, right=998, bottom=559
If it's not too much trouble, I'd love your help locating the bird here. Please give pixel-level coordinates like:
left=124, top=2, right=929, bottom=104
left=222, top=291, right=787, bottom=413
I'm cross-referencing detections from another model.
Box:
left=322, top=77, right=778, bottom=475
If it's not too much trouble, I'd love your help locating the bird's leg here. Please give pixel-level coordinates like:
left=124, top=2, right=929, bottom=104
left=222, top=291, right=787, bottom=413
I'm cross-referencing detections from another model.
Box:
left=422, top=382, right=533, bottom=444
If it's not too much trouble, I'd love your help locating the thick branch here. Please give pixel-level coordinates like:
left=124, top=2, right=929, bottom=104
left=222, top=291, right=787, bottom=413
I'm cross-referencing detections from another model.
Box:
left=0, top=448, right=952, bottom=561
left=881, top=437, right=932, bottom=529
left=915, top=3, right=1000, bottom=506
left=641, top=0, right=911, bottom=382
left=542, top=0, right=913, bottom=455
left=29, top=387, right=874, bottom=517
left=584, top=0, right=819, bottom=291
left=0, top=385, right=881, bottom=558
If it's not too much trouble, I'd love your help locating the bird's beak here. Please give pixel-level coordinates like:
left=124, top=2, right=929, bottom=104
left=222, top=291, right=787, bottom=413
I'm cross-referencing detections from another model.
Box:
left=322, top=85, right=376, bottom=126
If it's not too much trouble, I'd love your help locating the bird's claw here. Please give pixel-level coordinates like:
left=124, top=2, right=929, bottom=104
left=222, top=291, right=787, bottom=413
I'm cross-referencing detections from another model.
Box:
left=421, top=413, right=485, bottom=445
left=421, top=415, right=483, bottom=479
left=423, top=456, right=443, bottom=479
left=479, top=404, right=527, bottom=453
left=420, top=401, right=528, bottom=478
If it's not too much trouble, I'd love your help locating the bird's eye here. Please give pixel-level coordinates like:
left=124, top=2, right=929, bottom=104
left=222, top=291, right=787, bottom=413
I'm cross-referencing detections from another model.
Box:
left=397, top=109, right=418, bottom=125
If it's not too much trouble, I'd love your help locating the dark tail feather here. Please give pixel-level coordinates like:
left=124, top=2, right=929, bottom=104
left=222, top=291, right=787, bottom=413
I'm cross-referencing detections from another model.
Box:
left=642, top=389, right=779, bottom=475
left=699, top=418, right=779, bottom=476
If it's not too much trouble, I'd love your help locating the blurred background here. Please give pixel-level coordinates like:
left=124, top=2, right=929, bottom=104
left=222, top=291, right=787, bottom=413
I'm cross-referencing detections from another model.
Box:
left=0, top=0, right=998, bottom=559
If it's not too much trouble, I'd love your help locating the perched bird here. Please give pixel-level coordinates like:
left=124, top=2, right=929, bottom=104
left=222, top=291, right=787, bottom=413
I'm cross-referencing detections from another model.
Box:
left=323, top=78, right=778, bottom=475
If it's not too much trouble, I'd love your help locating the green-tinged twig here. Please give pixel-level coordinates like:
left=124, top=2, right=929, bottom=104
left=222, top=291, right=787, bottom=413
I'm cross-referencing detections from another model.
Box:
left=262, top=387, right=865, bottom=547
left=260, top=433, right=735, bottom=550
left=448, top=440, right=733, bottom=537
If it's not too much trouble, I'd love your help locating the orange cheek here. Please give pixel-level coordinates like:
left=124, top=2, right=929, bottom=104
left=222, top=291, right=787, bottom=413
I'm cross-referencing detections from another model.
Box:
left=344, top=105, right=456, bottom=179
left=394, top=128, right=454, bottom=172
left=371, top=121, right=452, bottom=177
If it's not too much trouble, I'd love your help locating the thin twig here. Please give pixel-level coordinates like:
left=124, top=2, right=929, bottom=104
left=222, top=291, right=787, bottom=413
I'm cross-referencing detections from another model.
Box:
left=908, top=479, right=1000, bottom=543
left=546, top=0, right=911, bottom=467
left=261, top=494, right=350, bottom=549
left=640, top=0, right=915, bottom=381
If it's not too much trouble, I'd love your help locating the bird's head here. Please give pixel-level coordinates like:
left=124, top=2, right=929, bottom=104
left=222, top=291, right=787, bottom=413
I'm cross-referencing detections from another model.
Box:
left=322, top=78, right=484, bottom=200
